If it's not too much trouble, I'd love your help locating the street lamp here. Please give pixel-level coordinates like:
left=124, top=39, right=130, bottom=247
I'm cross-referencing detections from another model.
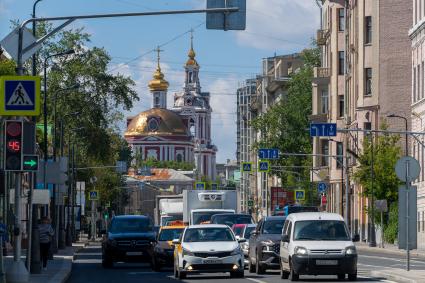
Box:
left=387, top=114, right=409, bottom=156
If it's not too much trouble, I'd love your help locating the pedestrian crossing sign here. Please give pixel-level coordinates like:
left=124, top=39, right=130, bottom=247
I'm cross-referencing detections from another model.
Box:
left=295, top=190, right=305, bottom=201
left=89, top=190, right=99, bottom=200
left=258, top=161, right=270, bottom=173
left=0, top=76, right=41, bottom=116
left=241, top=162, right=253, bottom=172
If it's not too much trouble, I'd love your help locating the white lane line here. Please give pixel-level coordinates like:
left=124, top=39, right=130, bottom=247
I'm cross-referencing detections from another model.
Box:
left=246, top=278, right=268, bottom=283
left=359, top=254, right=425, bottom=264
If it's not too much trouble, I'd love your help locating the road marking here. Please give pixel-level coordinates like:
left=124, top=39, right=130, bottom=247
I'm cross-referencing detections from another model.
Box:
left=246, top=278, right=267, bottom=283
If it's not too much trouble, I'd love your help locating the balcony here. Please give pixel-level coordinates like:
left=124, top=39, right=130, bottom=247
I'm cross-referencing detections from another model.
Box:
left=312, top=67, right=330, bottom=85
left=309, top=113, right=328, bottom=123
left=316, top=29, right=330, bottom=46
left=249, top=94, right=262, bottom=113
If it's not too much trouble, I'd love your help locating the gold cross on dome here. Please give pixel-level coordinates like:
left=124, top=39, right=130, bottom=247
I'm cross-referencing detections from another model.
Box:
left=155, top=46, right=163, bottom=69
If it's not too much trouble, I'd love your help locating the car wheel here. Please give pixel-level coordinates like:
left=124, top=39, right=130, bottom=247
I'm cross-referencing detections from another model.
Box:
left=288, top=259, right=299, bottom=281
left=152, top=257, right=161, bottom=272
left=230, top=270, right=244, bottom=278
left=280, top=260, right=289, bottom=279
left=248, top=257, right=256, bottom=273
left=338, top=274, right=345, bottom=280
left=256, top=253, right=265, bottom=274
left=102, top=254, right=113, bottom=269
left=348, top=272, right=357, bottom=281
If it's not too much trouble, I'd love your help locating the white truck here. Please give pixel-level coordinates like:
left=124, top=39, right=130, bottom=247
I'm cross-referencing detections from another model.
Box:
left=183, top=190, right=238, bottom=225
left=155, top=195, right=183, bottom=226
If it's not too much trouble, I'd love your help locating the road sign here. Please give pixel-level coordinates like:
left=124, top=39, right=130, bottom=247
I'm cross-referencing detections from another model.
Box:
left=310, top=123, right=337, bottom=137
left=241, top=162, right=253, bottom=172
left=89, top=190, right=99, bottom=201
left=0, top=76, right=41, bottom=116
left=22, top=154, right=39, bottom=171
left=318, top=182, right=327, bottom=193
left=395, top=156, right=421, bottom=182
left=195, top=182, right=206, bottom=190
left=375, top=199, right=388, bottom=213
left=258, top=148, right=279, bottom=159
left=295, top=190, right=305, bottom=201
left=258, top=161, right=270, bottom=173
left=248, top=200, right=254, bottom=208
left=211, top=183, right=218, bottom=190
left=0, top=27, right=42, bottom=62
left=206, top=0, right=246, bottom=30
left=398, top=186, right=417, bottom=250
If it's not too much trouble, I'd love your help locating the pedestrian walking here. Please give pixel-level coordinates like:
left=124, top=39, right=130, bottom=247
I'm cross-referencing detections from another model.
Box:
left=0, top=217, right=8, bottom=256
left=39, top=217, right=54, bottom=270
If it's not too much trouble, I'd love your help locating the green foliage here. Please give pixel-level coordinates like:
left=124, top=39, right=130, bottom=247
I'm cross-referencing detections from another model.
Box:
left=134, top=156, right=194, bottom=171
left=0, top=57, right=16, bottom=76
left=384, top=202, right=398, bottom=244
left=251, top=47, right=320, bottom=203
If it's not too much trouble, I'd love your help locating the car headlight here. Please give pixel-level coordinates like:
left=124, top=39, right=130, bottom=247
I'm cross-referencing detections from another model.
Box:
left=345, top=246, right=357, bottom=255
left=230, top=246, right=242, bottom=255
left=182, top=248, right=194, bottom=256
left=294, top=246, right=308, bottom=255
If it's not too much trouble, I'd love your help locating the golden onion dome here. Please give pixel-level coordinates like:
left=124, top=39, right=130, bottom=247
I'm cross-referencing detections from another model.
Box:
left=148, top=66, right=169, bottom=91
left=186, top=47, right=199, bottom=67
left=124, top=108, right=188, bottom=136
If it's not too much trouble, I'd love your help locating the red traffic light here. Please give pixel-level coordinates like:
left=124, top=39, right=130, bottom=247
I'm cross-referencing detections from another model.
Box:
left=6, top=122, right=22, bottom=137
left=7, top=140, right=21, bottom=152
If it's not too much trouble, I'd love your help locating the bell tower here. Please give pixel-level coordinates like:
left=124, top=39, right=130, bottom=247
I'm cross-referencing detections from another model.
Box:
left=148, top=46, right=169, bottom=108
left=184, top=30, right=201, bottom=93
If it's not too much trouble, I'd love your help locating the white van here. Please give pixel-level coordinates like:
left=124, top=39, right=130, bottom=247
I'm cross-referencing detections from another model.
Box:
left=279, top=212, right=359, bottom=281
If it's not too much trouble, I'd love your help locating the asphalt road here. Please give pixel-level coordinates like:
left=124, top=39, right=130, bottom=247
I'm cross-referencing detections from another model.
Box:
left=66, top=245, right=424, bottom=283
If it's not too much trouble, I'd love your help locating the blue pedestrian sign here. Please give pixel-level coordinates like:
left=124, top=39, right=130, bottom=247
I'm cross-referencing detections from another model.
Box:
left=295, top=190, right=305, bottom=201
left=258, top=161, right=270, bottom=173
left=0, top=76, right=41, bottom=116
left=310, top=123, right=337, bottom=137
left=318, top=182, right=328, bottom=193
left=89, top=190, right=99, bottom=201
left=241, top=162, right=253, bottom=172
left=195, top=182, right=206, bottom=190
left=258, top=148, right=279, bottom=159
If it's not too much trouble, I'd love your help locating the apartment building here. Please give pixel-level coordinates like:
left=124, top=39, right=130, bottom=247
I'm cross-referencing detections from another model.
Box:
left=236, top=54, right=303, bottom=217
left=410, top=0, right=425, bottom=249
left=314, top=0, right=412, bottom=243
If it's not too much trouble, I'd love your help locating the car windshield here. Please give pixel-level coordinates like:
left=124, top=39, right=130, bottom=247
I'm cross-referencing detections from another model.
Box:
left=158, top=228, right=184, bottom=241
left=293, top=220, right=350, bottom=241
left=184, top=228, right=235, bottom=242
left=192, top=211, right=233, bottom=224
left=162, top=215, right=182, bottom=226
left=262, top=220, right=285, bottom=234
left=244, top=226, right=256, bottom=238
left=233, top=226, right=244, bottom=237
left=109, top=218, right=152, bottom=233
left=211, top=214, right=253, bottom=226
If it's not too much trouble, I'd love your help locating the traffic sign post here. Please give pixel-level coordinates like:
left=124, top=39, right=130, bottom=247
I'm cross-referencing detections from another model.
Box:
left=241, top=162, right=253, bottom=172
left=195, top=182, right=206, bottom=190
left=0, top=76, right=41, bottom=116
left=295, top=190, right=305, bottom=201
left=258, top=161, right=270, bottom=173
left=211, top=183, right=218, bottom=190
left=206, top=0, right=246, bottom=30
left=88, top=191, right=99, bottom=201
left=318, top=182, right=327, bottom=194
left=310, top=123, right=337, bottom=137
left=258, top=148, right=279, bottom=159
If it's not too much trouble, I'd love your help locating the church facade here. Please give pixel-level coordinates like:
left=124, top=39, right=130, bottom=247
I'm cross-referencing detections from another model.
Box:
left=125, top=39, right=217, bottom=179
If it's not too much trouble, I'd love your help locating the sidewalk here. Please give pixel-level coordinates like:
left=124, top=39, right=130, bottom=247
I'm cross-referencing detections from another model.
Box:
left=370, top=269, right=425, bottom=283
left=356, top=242, right=425, bottom=258
left=4, top=239, right=87, bottom=283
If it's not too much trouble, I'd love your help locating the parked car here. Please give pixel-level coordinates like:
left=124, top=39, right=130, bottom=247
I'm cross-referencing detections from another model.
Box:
left=210, top=213, right=254, bottom=227
left=237, top=224, right=257, bottom=266
left=248, top=216, right=286, bottom=274
left=152, top=224, right=185, bottom=271
left=101, top=215, right=156, bottom=268
left=173, top=224, right=245, bottom=279
left=280, top=212, right=359, bottom=281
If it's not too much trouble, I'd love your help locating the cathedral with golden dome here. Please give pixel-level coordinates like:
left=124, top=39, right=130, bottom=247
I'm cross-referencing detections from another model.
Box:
left=125, top=36, right=217, bottom=179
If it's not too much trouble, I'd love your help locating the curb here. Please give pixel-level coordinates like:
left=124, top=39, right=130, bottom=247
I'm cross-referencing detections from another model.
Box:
left=356, top=245, right=425, bottom=258
left=48, top=243, right=87, bottom=283
left=370, top=270, right=417, bottom=283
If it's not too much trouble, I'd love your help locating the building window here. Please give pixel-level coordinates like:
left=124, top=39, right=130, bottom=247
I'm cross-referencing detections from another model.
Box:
left=364, top=122, right=372, bottom=138
left=422, top=211, right=424, bottom=232
left=365, top=16, right=372, bottom=44
left=338, top=51, right=345, bottom=75
left=418, top=64, right=421, bottom=101
left=154, top=96, right=160, bottom=107
left=414, top=67, right=417, bottom=103
left=148, top=118, right=159, bottom=132
left=338, top=95, right=344, bottom=118
left=176, top=153, right=183, bottom=163
left=321, top=140, right=329, bottom=167
left=338, top=8, right=345, bottom=31
left=321, top=89, right=329, bottom=114
left=365, top=68, right=372, bottom=96
left=336, top=142, right=343, bottom=169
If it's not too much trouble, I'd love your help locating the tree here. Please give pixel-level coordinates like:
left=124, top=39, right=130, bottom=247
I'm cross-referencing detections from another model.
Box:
left=134, top=156, right=195, bottom=171
left=251, top=47, right=320, bottom=203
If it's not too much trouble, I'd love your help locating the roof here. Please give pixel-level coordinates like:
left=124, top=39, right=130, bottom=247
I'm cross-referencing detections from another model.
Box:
left=286, top=212, right=344, bottom=222
left=187, top=224, right=229, bottom=229
left=127, top=168, right=193, bottom=182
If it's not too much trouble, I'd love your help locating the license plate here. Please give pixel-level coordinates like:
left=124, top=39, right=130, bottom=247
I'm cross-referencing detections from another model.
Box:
left=316, top=260, right=338, bottom=266
left=203, top=259, right=222, bottom=264
left=126, top=251, right=143, bottom=256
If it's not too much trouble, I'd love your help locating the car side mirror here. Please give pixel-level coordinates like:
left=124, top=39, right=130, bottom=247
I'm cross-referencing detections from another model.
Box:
left=172, top=239, right=180, bottom=245
left=281, top=234, right=290, bottom=243
left=352, top=234, right=360, bottom=242
left=238, top=238, right=246, bottom=243
left=235, top=235, right=240, bottom=240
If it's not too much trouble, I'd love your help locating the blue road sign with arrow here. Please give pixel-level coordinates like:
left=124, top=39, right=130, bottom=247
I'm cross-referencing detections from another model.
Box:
left=318, top=182, right=328, bottom=193
left=310, top=123, right=337, bottom=137
left=258, top=148, right=279, bottom=159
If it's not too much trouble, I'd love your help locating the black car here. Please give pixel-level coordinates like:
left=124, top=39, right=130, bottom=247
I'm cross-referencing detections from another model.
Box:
left=101, top=215, right=156, bottom=268
left=248, top=216, right=286, bottom=274
left=210, top=213, right=254, bottom=226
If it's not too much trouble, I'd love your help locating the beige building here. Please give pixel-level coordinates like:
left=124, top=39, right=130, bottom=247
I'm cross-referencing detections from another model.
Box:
left=410, top=0, right=425, bottom=249
left=314, top=0, right=412, bottom=243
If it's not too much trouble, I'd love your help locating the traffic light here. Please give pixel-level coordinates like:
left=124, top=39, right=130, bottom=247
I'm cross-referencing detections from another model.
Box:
left=103, top=210, right=109, bottom=220
left=4, top=120, right=23, bottom=171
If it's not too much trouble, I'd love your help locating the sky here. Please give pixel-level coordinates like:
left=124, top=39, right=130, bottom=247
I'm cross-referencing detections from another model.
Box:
left=0, top=0, right=319, bottom=163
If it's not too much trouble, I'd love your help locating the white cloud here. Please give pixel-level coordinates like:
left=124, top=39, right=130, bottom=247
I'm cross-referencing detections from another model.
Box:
left=235, top=0, right=319, bottom=50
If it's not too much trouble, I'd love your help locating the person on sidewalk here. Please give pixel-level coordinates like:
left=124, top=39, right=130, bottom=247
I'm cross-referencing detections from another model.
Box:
left=39, top=217, right=54, bottom=271
left=0, top=217, right=8, bottom=256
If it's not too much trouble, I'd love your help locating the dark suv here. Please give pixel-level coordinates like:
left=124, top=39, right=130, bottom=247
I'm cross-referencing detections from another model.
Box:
left=102, top=215, right=156, bottom=268
left=248, top=216, right=286, bottom=274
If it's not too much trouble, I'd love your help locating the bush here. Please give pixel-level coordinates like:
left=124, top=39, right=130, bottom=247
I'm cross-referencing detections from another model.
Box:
left=384, top=202, right=398, bottom=244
